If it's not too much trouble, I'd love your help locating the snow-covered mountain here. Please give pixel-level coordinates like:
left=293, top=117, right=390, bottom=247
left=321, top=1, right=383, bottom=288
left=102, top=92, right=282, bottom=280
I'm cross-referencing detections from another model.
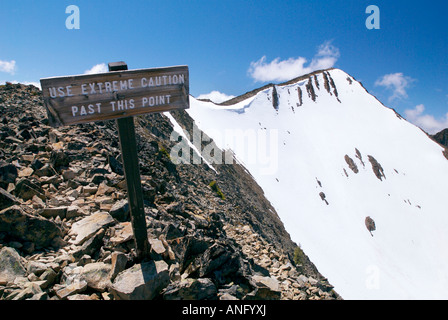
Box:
left=181, top=68, right=448, bottom=299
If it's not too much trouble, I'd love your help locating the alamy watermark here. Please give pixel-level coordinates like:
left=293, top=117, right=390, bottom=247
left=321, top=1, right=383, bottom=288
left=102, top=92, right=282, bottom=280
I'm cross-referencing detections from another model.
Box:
left=365, top=5, right=380, bottom=30
left=169, top=123, right=279, bottom=176
left=365, top=265, right=380, bottom=290
left=66, top=5, right=80, bottom=30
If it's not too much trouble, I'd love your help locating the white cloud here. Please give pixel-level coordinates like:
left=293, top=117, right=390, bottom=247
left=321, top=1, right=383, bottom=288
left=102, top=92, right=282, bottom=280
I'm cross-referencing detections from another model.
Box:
left=84, top=63, right=108, bottom=75
left=248, top=41, right=340, bottom=82
left=375, top=73, right=415, bottom=101
left=404, top=104, right=448, bottom=134
left=197, top=91, right=236, bottom=104
left=0, top=60, right=16, bottom=75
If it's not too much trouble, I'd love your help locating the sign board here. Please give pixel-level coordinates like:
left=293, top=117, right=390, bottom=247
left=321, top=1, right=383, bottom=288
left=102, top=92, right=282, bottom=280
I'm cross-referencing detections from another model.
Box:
left=40, top=65, right=189, bottom=127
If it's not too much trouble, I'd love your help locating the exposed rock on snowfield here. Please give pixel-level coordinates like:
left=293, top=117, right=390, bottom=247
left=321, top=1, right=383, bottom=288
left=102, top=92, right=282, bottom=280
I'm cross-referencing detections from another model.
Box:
left=365, top=216, right=376, bottom=237
left=431, top=128, right=448, bottom=147
left=0, top=82, right=337, bottom=300
left=367, top=155, right=386, bottom=181
left=344, top=155, right=358, bottom=174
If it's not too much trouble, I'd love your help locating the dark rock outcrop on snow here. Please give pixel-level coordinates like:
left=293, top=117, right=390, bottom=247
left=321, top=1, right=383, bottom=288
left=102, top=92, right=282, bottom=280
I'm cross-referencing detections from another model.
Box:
left=431, top=128, right=448, bottom=147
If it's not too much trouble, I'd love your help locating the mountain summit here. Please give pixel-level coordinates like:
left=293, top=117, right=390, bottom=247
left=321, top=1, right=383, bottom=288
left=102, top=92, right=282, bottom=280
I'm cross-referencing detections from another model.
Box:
left=186, top=68, right=448, bottom=299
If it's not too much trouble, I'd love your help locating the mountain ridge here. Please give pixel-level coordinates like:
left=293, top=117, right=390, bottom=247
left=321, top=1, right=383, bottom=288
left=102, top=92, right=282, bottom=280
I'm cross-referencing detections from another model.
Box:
left=186, top=68, right=448, bottom=299
left=0, top=82, right=339, bottom=300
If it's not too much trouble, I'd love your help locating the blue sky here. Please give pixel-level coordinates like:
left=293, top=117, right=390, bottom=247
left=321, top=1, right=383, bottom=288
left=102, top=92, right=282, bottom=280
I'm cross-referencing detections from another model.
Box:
left=1, top=0, right=447, bottom=133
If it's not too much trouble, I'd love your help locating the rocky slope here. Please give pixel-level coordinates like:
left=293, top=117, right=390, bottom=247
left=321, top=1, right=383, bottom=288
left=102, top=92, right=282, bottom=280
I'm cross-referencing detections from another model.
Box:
left=0, top=83, right=339, bottom=300
left=431, top=128, right=448, bottom=147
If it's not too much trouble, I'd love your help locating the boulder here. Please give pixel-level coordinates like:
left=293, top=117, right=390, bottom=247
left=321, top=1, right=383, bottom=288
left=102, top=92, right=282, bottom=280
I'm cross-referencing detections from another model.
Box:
left=163, top=278, right=217, bottom=300
left=0, top=247, right=27, bottom=285
left=109, top=222, right=133, bottom=246
left=69, top=211, right=115, bottom=246
left=0, top=162, right=18, bottom=189
left=55, top=280, right=88, bottom=299
left=0, top=188, right=19, bottom=210
left=109, top=199, right=129, bottom=221
left=108, top=155, right=123, bottom=175
left=50, top=150, right=70, bottom=168
left=13, top=178, right=45, bottom=201
left=110, top=260, right=169, bottom=300
left=34, top=164, right=57, bottom=178
left=40, top=206, right=67, bottom=219
left=0, top=205, right=63, bottom=248
left=80, top=262, right=112, bottom=292
left=72, top=228, right=105, bottom=259
left=247, top=275, right=281, bottom=300
left=109, top=252, right=128, bottom=281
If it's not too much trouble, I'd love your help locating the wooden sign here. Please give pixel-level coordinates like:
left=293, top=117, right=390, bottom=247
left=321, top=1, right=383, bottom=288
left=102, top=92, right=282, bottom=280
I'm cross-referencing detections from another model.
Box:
left=40, top=65, right=189, bottom=127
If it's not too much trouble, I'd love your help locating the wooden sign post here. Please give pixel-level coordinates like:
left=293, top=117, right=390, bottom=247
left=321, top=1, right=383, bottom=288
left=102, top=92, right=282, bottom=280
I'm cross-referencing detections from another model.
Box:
left=40, top=62, right=189, bottom=261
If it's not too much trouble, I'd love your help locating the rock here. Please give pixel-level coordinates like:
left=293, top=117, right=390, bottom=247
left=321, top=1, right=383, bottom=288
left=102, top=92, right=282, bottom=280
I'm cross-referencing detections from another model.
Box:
left=368, top=155, right=386, bottom=181
left=110, top=260, right=170, bottom=300
left=251, top=275, right=280, bottom=291
left=80, top=262, right=112, bottom=292
left=27, top=291, right=49, bottom=300
left=165, top=202, right=186, bottom=217
left=0, top=205, right=63, bottom=248
left=39, top=268, right=58, bottom=289
left=219, top=292, right=239, bottom=300
left=13, top=178, right=45, bottom=201
left=109, top=222, right=134, bottom=246
left=109, top=199, right=129, bottom=222
left=72, top=228, right=105, bottom=259
left=34, top=164, right=57, bottom=178
left=365, top=216, right=376, bottom=236
left=62, top=169, right=76, bottom=181
left=77, top=255, right=92, bottom=266
left=218, top=284, right=246, bottom=300
left=66, top=205, right=82, bottom=219
left=0, top=247, right=27, bottom=285
left=319, top=192, right=329, bottom=205
left=26, top=261, right=49, bottom=277
left=30, top=159, right=44, bottom=171
left=31, top=194, right=45, bottom=209
left=109, top=252, right=128, bottom=281
left=12, top=282, right=44, bottom=300
left=163, top=278, right=217, bottom=300
left=149, top=238, right=166, bottom=255
left=82, top=186, right=98, bottom=195
left=66, top=294, right=96, bottom=300
left=90, top=174, right=106, bottom=185
left=196, top=243, right=239, bottom=280
left=163, top=223, right=184, bottom=240
left=108, top=155, right=123, bottom=175
left=55, top=280, right=88, bottom=299
left=40, top=175, right=62, bottom=186
left=247, top=275, right=281, bottom=300
left=40, top=206, right=67, bottom=219
left=0, top=162, right=18, bottom=189
left=344, top=154, right=359, bottom=173
left=22, top=242, right=35, bottom=254
left=50, top=150, right=70, bottom=168
left=18, top=167, right=34, bottom=178
left=96, top=182, right=114, bottom=196
left=0, top=188, right=19, bottom=210
left=69, top=211, right=115, bottom=246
